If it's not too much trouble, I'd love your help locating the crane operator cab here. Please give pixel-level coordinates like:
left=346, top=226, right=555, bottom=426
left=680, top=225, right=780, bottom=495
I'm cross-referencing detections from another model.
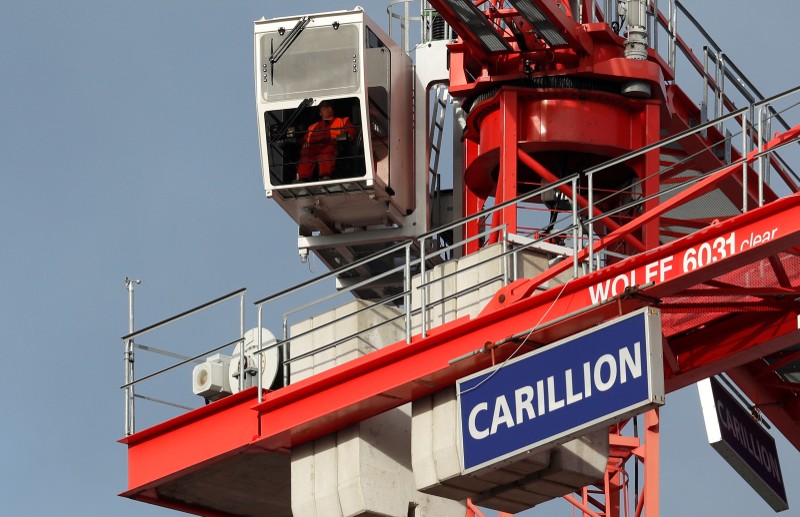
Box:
left=254, top=9, right=413, bottom=237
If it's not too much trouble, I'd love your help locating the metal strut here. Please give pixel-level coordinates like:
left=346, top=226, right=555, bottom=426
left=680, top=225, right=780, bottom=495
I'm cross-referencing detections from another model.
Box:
left=268, top=16, right=310, bottom=85
left=269, top=16, right=310, bottom=64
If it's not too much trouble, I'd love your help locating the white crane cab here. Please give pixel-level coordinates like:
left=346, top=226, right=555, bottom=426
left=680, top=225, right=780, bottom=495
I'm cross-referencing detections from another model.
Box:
left=254, top=9, right=413, bottom=235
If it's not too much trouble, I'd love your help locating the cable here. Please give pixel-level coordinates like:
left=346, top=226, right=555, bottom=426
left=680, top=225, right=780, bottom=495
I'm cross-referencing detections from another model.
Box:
left=459, top=277, right=573, bottom=395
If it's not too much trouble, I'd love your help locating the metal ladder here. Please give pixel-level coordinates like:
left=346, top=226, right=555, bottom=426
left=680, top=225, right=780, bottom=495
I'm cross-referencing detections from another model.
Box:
left=428, top=83, right=449, bottom=199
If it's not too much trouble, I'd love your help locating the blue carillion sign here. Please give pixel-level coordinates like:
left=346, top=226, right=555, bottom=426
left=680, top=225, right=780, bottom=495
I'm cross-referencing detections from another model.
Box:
left=457, top=308, right=664, bottom=473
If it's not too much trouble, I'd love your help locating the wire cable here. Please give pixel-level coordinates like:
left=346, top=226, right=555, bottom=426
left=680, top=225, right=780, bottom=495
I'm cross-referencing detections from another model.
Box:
left=459, top=277, right=573, bottom=395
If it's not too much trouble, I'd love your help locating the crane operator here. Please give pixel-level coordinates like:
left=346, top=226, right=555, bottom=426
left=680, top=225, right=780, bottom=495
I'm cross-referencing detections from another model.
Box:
left=296, top=101, right=356, bottom=182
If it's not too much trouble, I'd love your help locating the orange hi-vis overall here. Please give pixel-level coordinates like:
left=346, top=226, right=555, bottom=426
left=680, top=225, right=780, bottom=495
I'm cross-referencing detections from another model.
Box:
left=297, top=117, right=355, bottom=180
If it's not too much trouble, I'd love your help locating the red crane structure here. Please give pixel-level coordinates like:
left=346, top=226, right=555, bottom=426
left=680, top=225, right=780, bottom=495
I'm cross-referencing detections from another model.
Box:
left=119, top=1, right=800, bottom=516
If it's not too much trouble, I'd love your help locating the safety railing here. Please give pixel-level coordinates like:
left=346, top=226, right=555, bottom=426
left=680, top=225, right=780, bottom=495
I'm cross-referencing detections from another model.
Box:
left=654, top=2, right=798, bottom=183
left=121, top=84, right=800, bottom=437
left=594, top=0, right=798, bottom=179
left=120, top=288, right=246, bottom=436
left=388, top=0, right=424, bottom=53
left=389, top=1, right=457, bottom=50
left=249, top=177, right=582, bottom=402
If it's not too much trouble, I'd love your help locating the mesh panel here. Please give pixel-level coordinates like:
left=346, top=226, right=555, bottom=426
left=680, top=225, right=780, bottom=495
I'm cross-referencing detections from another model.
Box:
left=660, top=252, right=800, bottom=337
left=655, top=149, right=747, bottom=248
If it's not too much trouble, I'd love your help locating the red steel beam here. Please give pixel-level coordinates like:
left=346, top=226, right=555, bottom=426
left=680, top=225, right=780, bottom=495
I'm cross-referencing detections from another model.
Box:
left=664, top=310, right=800, bottom=392
left=517, top=149, right=647, bottom=252
left=123, top=193, right=800, bottom=493
left=121, top=388, right=262, bottom=491
left=755, top=350, right=800, bottom=378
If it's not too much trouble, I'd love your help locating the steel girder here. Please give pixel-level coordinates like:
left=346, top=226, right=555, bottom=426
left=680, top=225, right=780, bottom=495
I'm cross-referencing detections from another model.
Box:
left=123, top=192, right=800, bottom=496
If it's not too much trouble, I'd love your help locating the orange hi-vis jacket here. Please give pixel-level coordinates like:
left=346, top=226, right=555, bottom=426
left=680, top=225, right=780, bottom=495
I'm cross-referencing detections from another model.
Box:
left=297, top=117, right=355, bottom=180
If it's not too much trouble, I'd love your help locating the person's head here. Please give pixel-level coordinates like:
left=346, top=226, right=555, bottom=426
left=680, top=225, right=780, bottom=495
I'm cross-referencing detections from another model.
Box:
left=318, top=101, right=335, bottom=121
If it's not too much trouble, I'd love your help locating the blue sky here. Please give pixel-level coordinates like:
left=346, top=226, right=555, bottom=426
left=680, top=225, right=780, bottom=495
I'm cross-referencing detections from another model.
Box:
left=1, top=1, right=798, bottom=516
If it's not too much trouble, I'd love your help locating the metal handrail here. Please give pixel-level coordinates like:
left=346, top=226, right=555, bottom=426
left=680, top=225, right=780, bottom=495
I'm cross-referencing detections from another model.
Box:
left=675, top=1, right=793, bottom=134
left=388, top=0, right=423, bottom=53
left=253, top=243, right=407, bottom=306
left=122, top=287, right=246, bottom=341
left=121, top=287, right=247, bottom=436
left=121, top=337, right=245, bottom=390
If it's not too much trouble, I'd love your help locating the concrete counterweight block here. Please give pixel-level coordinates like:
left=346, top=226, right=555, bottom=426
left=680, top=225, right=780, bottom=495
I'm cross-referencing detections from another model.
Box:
left=336, top=408, right=412, bottom=516
left=292, top=405, right=466, bottom=517
left=412, top=386, right=609, bottom=514
left=314, top=435, right=340, bottom=517
left=291, top=442, right=320, bottom=516
left=289, top=300, right=465, bottom=516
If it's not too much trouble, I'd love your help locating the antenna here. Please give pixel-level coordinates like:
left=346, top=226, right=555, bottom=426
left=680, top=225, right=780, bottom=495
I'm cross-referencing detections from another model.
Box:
left=124, top=277, right=141, bottom=334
